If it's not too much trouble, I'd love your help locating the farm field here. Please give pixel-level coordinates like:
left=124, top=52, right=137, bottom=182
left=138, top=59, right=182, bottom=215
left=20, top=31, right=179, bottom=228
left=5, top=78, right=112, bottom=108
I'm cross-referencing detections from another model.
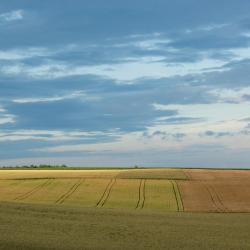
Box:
left=0, top=201, right=250, bottom=250
left=0, top=168, right=250, bottom=249
left=0, top=168, right=250, bottom=212
left=180, top=169, right=250, bottom=212
left=0, top=169, right=185, bottom=211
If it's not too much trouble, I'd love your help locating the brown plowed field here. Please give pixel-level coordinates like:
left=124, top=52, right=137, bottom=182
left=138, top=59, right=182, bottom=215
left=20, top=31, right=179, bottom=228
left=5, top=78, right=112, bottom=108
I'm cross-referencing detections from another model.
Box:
left=184, top=169, right=250, bottom=181
left=179, top=169, right=250, bottom=212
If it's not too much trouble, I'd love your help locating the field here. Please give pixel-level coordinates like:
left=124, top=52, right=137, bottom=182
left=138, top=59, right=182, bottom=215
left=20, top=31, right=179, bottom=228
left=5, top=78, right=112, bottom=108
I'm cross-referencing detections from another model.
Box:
left=0, top=202, right=250, bottom=250
left=0, top=168, right=250, bottom=249
left=0, top=168, right=250, bottom=212
left=180, top=169, right=250, bottom=212
left=0, top=168, right=187, bottom=211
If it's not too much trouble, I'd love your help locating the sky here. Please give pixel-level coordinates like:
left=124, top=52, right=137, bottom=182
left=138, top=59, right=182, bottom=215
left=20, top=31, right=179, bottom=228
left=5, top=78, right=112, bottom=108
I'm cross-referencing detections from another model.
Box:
left=0, top=0, right=250, bottom=168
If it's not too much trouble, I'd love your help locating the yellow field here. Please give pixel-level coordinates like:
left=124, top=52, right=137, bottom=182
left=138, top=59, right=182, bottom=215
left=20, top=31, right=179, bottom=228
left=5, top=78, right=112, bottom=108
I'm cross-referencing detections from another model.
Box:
left=144, top=180, right=183, bottom=211
left=0, top=169, right=186, bottom=211
left=1, top=168, right=250, bottom=212
left=0, top=169, right=120, bottom=180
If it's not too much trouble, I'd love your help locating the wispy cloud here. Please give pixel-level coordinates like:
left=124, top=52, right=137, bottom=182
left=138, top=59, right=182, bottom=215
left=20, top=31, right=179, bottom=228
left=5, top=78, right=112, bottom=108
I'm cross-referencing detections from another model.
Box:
left=185, top=23, right=229, bottom=33
left=0, top=10, right=24, bottom=23
left=12, top=91, right=99, bottom=104
left=0, top=106, right=15, bottom=125
left=0, top=129, right=116, bottom=142
left=0, top=114, right=15, bottom=125
left=0, top=56, right=228, bottom=82
left=0, top=48, right=51, bottom=61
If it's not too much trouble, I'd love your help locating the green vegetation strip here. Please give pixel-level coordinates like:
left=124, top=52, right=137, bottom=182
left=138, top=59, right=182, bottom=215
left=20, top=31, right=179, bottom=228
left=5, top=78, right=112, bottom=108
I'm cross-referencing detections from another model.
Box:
left=1, top=202, right=250, bottom=249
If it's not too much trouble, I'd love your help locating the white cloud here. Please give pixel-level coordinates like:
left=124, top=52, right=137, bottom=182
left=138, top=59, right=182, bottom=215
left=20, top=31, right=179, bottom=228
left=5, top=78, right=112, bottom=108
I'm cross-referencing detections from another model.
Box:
left=12, top=91, right=99, bottom=104
left=151, top=102, right=250, bottom=152
left=0, top=44, right=82, bottom=61
left=153, top=102, right=250, bottom=124
left=0, top=114, right=15, bottom=125
left=208, top=87, right=250, bottom=103
left=0, top=10, right=24, bottom=22
left=0, top=107, right=6, bottom=113
left=33, top=132, right=160, bottom=153
left=2, top=36, right=250, bottom=83
left=114, top=34, right=172, bottom=51
left=228, top=47, right=250, bottom=61
left=0, top=48, right=52, bottom=61
left=33, top=124, right=250, bottom=155
left=0, top=129, right=115, bottom=142
left=241, top=32, right=250, bottom=38
left=0, top=56, right=228, bottom=82
left=185, top=23, right=229, bottom=33
left=0, top=105, right=15, bottom=125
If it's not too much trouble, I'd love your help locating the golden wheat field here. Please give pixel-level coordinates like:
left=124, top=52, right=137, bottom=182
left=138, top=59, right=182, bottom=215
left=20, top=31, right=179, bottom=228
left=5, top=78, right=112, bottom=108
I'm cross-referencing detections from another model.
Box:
left=0, top=168, right=250, bottom=212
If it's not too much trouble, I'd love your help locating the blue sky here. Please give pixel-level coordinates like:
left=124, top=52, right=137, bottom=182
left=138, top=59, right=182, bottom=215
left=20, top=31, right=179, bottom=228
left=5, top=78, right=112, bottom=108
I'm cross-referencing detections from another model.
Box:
left=1, top=0, right=250, bottom=167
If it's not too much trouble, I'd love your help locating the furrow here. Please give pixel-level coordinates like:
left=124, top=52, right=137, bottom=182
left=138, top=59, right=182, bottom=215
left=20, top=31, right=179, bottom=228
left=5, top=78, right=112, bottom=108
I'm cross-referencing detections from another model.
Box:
left=57, top=179, right=84, bottom=204
left=202, top=182, right=222, bottom=212
left=101, top=179, right=116, bottom=207
left=135, top=179, right=143, bottom=209
left=208, top=184, right=228, bottom=212
left=171, top=180, right=180, bottom=212
left=14, top=179, right=51, bottom=201
left=141, top=179, right=146, bottom=209
left=174, top=181, right=184, bottom=212
left=56, top=179, right=82, bottom=204
left=96, top=179, right=113, bottom=207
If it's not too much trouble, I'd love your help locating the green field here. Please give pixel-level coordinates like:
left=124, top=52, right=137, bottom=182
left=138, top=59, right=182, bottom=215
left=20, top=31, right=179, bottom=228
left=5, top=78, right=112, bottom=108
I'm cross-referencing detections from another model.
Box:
left=0, top=201, right=250, bottom=250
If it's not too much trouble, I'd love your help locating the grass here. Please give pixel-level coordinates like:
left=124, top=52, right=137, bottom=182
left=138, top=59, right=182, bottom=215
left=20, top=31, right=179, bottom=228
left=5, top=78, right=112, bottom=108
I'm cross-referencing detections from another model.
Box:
left=0, top=201, right=250, bottom=250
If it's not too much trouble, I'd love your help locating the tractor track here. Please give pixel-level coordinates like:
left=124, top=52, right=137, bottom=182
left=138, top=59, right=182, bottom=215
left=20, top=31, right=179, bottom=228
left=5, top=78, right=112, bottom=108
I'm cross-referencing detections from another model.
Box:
left=202, top=181, right=221, bottom=212
left=56, top=179, right=84, bottom=204
left=171, top=180, right=181, bottom=212
left=183, top=170, right=192, bottom=180
left=201, top=181, right=227, bottom=212
left=100, top=179, right=116, bottom=207
left=136, top=179, right=146, bottom=209
left=96, top=179, right=113, bottom=207
left=14, top=179, right=52, bottom=201
left=207, top=183, right=228, bottom=212
left=135, top=179, right=143, bottom=209
left=141, top=179, right=146, bottom=209
left=174, top=180, right=184, bottom=211
left=96, top=178, right=116, bottom=207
